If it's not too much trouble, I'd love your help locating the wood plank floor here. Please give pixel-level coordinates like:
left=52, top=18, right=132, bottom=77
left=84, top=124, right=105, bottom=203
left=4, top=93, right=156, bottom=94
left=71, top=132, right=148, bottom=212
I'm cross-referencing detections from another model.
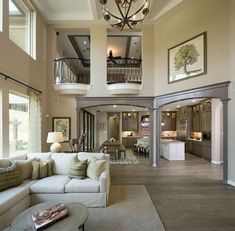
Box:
left=110, top=153, right=235, bottom=231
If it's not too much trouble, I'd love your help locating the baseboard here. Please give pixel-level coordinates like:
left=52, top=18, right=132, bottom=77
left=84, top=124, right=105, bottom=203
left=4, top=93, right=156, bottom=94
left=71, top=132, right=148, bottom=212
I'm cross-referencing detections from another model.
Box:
left=211, top=160, right=223, bottom=165
left=227, top=180, right=235, bottom=187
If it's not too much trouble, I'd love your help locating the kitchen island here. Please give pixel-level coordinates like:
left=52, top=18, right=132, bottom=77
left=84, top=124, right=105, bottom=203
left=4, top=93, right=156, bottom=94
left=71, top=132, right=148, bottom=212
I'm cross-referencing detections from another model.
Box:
left=160, top=139, right=185, bottom=160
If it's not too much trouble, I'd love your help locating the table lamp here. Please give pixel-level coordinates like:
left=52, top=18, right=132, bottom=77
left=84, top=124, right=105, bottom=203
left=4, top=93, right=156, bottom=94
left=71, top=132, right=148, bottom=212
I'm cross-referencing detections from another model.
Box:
left=47, top=132, right=64, bottom=152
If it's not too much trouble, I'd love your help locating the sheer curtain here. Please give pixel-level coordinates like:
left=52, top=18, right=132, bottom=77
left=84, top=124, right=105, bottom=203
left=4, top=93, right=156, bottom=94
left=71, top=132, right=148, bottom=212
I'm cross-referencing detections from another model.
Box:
left=29, top=90, right=41, bottom=152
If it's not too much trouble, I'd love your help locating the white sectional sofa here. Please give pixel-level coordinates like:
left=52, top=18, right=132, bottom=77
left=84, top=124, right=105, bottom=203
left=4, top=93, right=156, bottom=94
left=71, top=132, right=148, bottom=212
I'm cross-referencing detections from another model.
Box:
left=0, top=152, right=110, bottom=230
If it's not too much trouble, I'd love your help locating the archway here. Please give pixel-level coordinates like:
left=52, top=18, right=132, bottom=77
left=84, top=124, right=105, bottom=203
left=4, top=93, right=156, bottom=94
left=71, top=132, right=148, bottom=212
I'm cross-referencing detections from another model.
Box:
left=154, top=81, right=230, bottom=183
left=76, top=97, right=154, bottom=164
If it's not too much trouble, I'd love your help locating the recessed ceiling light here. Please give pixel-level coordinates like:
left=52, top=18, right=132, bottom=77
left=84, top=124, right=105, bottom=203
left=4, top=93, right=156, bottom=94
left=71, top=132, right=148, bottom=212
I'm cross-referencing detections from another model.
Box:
left=83, top=41, right=87, bottom=44
left=166, top=109, right=170, bottom=111
left=132, top=109, right=136, bottom=111
left=192, top=99, right=196, bottom=103
left=113, top=105, right=117, bottom=108
left=177, top=105, right=180, bottom=108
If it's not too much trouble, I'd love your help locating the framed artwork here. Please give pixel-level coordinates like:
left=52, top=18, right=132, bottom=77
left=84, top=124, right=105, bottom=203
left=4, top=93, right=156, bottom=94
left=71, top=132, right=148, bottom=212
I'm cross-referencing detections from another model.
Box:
left=52, top=117, right=71, bottom=142
left=168, top=32, right=207, bottom=83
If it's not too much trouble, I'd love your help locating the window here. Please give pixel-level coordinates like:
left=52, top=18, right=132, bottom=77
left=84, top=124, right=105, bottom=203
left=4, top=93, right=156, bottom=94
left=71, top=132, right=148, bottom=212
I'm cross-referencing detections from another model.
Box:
left=9, top=93, right=29, bottom=156
left=9, top=0, right=35, bottom=57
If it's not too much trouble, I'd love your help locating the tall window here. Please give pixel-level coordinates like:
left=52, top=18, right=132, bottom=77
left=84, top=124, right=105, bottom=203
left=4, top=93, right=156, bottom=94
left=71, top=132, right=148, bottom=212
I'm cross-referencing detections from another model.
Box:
left=9, top=93, right=29, bottom=156
left=9, top=0, right=35, bottom=57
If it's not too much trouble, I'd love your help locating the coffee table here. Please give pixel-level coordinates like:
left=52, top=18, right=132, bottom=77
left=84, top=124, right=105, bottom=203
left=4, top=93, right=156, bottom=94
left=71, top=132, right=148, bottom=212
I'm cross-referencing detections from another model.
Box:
left=7, top=202, right=88, bottom=231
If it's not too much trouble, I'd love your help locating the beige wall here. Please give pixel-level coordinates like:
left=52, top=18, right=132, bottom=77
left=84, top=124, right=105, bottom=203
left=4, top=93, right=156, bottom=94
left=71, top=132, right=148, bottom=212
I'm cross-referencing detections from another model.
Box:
left=154, top=0, right=235, bottom=184
left=0, top=0, right=48, bottom=156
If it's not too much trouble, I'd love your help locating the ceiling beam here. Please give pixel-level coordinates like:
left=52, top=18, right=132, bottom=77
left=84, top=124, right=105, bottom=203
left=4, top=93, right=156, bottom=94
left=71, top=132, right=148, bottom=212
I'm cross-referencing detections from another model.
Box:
left=68, top=35, right=84, bottom=60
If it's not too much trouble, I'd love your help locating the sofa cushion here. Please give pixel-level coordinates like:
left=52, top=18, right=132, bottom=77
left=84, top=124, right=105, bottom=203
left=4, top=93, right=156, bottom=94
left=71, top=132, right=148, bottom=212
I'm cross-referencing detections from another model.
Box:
left=78, top=152, right=105, bottom=161
left=30, top=175, right=71, bottom=193
left=65, top=178, right=100, bottom=193
left=27, top=153, right=51, bottom=162
left=69, top=160, right=87, bottom=179
left=12, top=158, right=35, bottom=180
left=0, top=162, right=22, bottom=192
left=0, top=185, right=29, bottom=216
left=51, top=153, right=77, bottom=175
left=32, top=159, right=53, bottom=180
left=86, top=157, right=106, bottom=180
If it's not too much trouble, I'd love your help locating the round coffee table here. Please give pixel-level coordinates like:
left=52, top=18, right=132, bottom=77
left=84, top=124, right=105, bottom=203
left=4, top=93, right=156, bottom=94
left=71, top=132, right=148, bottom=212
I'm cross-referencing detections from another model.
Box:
left=8, top=202, right=88, bottom=231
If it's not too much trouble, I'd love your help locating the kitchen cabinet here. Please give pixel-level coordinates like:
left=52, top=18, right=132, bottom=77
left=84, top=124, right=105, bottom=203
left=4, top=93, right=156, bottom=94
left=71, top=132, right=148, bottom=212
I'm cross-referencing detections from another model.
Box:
left=200, top=101, right=211, bottom=132
left=202, top=141, right=211, bottom=161
left=122, top=137, right=138, bottom=147
left=186, top=140, right=193, bottom=153
left=161, top=111, right=176, bottom=131
left=192, top=105, right=201, bottom=132
left=192, top=141, right=202, bottom=157
left=122, top=112, right=138, bottom=131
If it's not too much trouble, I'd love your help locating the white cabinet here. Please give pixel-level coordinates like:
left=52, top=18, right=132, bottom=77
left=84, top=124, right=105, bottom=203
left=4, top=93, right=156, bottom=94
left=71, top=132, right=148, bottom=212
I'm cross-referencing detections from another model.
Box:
left=160, top=140, right=185, bottom=160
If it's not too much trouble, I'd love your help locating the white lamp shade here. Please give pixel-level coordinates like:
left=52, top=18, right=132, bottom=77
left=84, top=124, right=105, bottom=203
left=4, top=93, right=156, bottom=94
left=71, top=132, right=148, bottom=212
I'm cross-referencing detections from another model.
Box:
left=47, top=132, right=64, bottom=143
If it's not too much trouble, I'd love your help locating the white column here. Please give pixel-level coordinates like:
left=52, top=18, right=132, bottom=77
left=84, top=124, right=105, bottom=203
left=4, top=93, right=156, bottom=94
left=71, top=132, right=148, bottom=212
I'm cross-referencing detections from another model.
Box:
left=211, top=98, right=223, bottom=164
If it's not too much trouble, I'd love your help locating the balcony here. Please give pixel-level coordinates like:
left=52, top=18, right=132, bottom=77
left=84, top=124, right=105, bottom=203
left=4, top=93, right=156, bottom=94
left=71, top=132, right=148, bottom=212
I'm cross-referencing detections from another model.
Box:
left=54, top=58, right=90, bottom=95
left=106, top=58, right=142, bottom=95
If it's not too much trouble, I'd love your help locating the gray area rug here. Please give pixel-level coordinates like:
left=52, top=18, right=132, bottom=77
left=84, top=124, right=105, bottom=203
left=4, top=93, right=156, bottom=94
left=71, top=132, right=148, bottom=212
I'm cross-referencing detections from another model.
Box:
left=110, top=151, right=140, bottom=165
left=86, top=185, right=165, bottom=231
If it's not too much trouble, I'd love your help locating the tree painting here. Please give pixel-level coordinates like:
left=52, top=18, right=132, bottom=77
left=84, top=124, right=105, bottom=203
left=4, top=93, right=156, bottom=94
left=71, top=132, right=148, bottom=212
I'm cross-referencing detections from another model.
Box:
left=174, top=44, right=200, bottom=75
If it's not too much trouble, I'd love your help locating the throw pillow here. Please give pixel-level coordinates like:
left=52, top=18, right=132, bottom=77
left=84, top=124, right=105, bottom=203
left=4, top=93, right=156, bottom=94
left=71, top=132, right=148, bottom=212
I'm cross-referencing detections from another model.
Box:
left=12, top=158, right=36, bottom=180
left=32, top=159, right=53, bottom=180
left=69, top=160, right=88, bottom=179
left=86, top=157, right=106, bottom=180
left=0, top=162, right=22, bottom=192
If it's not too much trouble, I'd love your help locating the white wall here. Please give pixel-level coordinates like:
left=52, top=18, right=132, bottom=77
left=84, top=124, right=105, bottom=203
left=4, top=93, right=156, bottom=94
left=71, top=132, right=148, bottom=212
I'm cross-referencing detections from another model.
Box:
left=154, top=0, right=235, bottom=184
left=0, top=0, right=48, bottom=156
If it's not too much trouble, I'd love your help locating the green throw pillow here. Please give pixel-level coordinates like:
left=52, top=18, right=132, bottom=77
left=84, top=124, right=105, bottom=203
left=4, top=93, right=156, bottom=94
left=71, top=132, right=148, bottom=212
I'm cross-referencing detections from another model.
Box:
left=86, top=157, right=106, bottom=180
left=0, top=162, right=22, bottom=192
left=32, top=159, right=53, bottom=180
left=69, top=160, right=88, bottom=179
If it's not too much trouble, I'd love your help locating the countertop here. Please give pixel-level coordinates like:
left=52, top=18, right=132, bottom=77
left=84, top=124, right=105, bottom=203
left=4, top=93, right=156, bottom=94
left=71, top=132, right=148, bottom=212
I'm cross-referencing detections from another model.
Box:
left=160, top=139, right=185, bottom=144
left=187, top=138, right=202, bottom=142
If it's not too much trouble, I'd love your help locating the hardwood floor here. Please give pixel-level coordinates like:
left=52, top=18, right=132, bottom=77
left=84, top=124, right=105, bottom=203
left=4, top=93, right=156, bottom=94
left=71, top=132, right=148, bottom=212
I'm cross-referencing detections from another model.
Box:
left=110, top=153, right=235, bottom=231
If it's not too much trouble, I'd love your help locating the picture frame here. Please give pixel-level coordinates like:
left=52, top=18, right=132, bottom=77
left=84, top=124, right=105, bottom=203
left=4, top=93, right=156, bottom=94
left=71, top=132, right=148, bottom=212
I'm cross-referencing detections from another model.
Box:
left=168, top=32, right=207, bottom=83
left=52, top=117, right=71, bottom=142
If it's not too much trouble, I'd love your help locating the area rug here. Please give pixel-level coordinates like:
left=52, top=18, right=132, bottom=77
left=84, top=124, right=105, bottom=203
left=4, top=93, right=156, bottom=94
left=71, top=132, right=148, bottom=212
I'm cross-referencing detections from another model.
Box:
left=110, top=150, right=140, bottom=165
left=86, top=185, right=165, bottom=231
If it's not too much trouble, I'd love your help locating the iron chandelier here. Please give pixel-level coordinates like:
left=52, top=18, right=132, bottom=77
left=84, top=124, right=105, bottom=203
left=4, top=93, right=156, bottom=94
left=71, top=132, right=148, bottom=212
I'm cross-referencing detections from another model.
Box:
left=99, top=0, right=150, bottom=30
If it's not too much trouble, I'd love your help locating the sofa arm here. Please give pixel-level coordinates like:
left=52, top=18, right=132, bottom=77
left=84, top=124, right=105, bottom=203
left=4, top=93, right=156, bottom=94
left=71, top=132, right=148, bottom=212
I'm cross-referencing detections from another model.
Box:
left=99, top=170, right=110, bottom=193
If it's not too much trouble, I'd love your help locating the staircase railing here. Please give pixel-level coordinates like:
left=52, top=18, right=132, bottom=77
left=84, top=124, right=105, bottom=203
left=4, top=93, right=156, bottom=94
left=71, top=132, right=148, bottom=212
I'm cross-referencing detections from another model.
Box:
left=107, top=58, right=142, bottom=84
left=54, top=58, right=90, bottom=84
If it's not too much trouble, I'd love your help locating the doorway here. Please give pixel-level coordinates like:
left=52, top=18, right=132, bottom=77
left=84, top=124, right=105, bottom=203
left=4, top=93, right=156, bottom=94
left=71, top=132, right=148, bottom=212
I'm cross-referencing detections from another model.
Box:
left=107, top=113, right=120, bottom=141
left=154, top=81, right=230, bottom=183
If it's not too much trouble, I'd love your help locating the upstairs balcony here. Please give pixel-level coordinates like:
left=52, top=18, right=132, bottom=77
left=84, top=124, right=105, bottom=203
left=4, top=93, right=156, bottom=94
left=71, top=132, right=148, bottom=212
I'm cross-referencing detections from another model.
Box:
left=107, top=58, right=142, bottom=95
left=54, top=57, right=142, bottom=95
left=54, top=58, right=90, bottom=95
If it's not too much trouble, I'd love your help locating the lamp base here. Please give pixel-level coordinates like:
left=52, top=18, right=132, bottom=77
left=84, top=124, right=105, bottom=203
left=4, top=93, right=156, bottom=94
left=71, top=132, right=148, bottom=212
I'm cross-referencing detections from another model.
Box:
left=50, top=142, right=61, bottom=152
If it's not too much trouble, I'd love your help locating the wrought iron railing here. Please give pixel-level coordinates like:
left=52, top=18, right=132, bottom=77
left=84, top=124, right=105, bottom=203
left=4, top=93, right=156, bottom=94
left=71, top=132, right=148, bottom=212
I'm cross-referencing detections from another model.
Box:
left=107, top=58, right=142, bottom=84
left=54, top=57, right=142, bottom=85
left=54, top=58, right=90, bottom=84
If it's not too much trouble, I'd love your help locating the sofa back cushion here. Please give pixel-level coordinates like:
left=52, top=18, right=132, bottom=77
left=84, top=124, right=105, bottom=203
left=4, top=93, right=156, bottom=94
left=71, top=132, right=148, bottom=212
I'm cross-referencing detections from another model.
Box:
left=78, top=152, right=105, bottom=161
left=0, top=162, right=22, bottom=192
left=27, top=153, right=51, bottom=162
left=51, top=153, right=77, bottom=175
left=86, top=157, right=106, bottom=180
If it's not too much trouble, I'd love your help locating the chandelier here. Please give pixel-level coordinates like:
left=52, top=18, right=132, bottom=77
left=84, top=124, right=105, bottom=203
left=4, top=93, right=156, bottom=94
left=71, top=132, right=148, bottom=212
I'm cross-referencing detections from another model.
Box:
left=99, top=0, right=150, bottom=30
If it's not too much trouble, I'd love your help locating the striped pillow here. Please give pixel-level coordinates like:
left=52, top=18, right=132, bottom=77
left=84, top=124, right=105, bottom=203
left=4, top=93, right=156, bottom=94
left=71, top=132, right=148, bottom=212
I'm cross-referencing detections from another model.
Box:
left=32, top=159, right=53, bottom=180
left=69, top=160, right=88, bottom=179
left=0, top=162, right=22, bottom=192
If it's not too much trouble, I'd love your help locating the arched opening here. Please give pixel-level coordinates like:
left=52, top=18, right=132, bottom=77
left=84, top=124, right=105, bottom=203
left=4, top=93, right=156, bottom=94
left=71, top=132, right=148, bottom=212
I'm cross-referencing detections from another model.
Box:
left=154, top=82, right=230, bottom=183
